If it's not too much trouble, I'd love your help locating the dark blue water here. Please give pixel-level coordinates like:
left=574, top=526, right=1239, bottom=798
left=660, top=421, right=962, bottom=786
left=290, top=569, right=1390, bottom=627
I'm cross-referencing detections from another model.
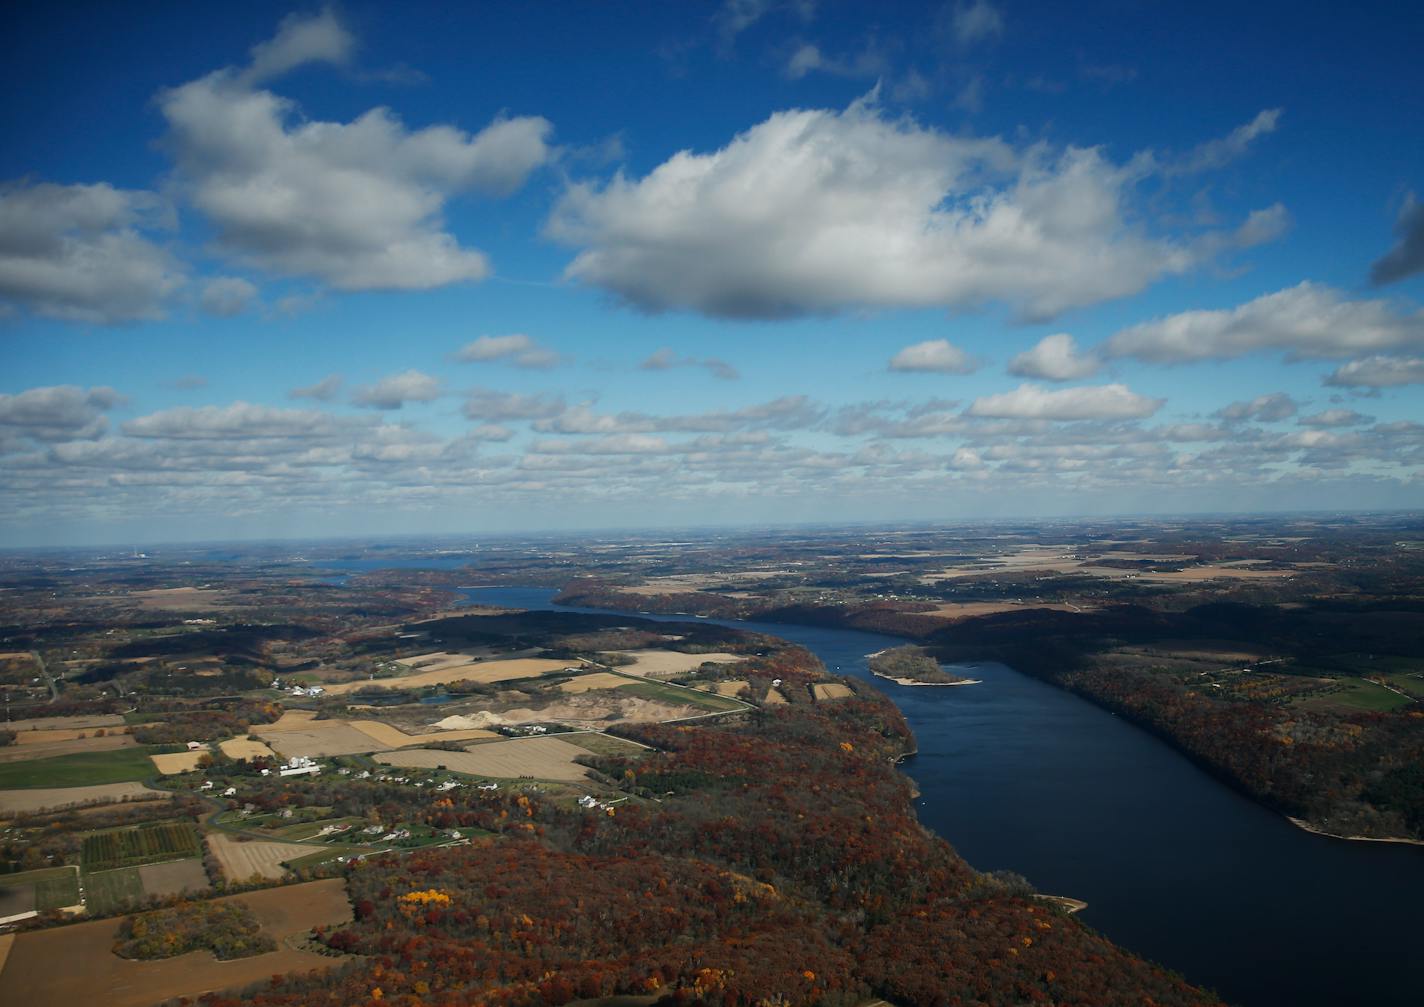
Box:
left=456, top=586, right=1424, bottom=1007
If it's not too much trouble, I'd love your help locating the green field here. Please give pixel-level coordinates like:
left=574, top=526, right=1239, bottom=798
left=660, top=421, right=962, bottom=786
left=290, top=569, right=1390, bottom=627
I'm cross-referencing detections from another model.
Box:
left=1384, top=671, right=1424, bottom=698
left=0, top=747, right=160, bottom=789
left=0, top=866, right=81, bottom=911
left=83, top=866, right=145, bottom=914
left=560, top=732, right=651, bottom=758
left=82, top=821, right=202, bottom=871
left=617, top=679, right=745, bottom=712
left=1301, top=678, right=1414, bottom=713
left=273, top=816, right=366, bottom=841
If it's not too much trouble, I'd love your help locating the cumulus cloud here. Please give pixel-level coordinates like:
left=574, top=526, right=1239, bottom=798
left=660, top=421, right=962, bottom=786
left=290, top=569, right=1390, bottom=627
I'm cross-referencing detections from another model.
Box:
left=640, top=348, right=739, bottom=380
left=888, top=339, right=978, bottom=374
left=199, top=276, right=258, bottom=317
left=0, top=385, right=123, bottom=444
left=966, top=382, right=1164, bottom=420
left=1106, top=282, right=1424, bottom=363
left=158, top=10, right=552, bottom=292
left=1299, top=409, right=1373, bottom=428
left=783, top=40, right=889, bottom=81
left=1323, top=355, right=1424, bottom=388
left=289, top=374, right=343, bottom=401
left=0, top=180, right=182, bottom=323
left=462, top=389, right=567, bottom=422
left=533, top=396, right=822, bottom=435
left=1007, top=333, right=1101, bottom=381
left=1370, top=193, right=1424, bottom=286
left=453, top=334, right=562, bottom=369
left=1214, top=393, right=1298, bottom=423
left=350, top=370, right=442, bottom=409
left=241, top=6, right=355, bottom=85
left=550, top=95, right=1270, bottom=322
left=951, top=1, right=1004, bottom=46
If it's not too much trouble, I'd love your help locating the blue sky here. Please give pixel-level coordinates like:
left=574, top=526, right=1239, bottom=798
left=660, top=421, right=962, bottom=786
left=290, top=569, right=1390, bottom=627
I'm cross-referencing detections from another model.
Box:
left=2, top=1, right=1422, bottom=546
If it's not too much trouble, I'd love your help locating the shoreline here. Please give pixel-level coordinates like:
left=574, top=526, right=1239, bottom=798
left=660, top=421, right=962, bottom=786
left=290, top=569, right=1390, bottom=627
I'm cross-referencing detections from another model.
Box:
left=1286, top=816, right=1424, bottom=848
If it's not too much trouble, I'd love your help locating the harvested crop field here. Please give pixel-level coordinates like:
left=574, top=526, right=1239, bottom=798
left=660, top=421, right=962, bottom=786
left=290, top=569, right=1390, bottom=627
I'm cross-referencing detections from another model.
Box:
left=0, top=732, right=137, bottom=764
left=3, top=714, right=125, bottom=732
left=136, top=858, right=209, bottom=898
left=705, top=680, right=750, bottom=697
left=347, top=720, right=498, bottom=748
left=217, top=737, right=278, bottom=760
left=0, top=782, right=163, bottom=815
left=763, top=688, right=789, bottom=705
left=0, top=879, right=351, bottom=1007
left=811, top=683, right=854, bottom=701
left=376, top=736, right=593, bottom=781
left=607, top=650, right=744, bottom=679
left=150, top=749, right=207, bottom=775
left=559, top=671, right=639, bottom=694
left=325, top=655, right=581, bottom=694
left=205, top=832, right=313, bottom=882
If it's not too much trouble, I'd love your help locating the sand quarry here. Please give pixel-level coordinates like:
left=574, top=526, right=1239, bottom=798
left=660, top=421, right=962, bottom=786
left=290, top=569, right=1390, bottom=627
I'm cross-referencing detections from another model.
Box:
left=376, top=736, right=594, bottom=782
left=0, top=878, right=352, bottom=1007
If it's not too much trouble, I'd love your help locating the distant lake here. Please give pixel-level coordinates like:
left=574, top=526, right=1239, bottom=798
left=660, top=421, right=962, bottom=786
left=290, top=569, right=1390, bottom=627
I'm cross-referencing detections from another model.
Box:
left=457, top=585, right=1424, bottom=1007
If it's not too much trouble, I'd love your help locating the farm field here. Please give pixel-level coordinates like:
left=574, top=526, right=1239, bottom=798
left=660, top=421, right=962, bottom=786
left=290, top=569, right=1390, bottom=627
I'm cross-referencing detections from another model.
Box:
left=149, top=749, right=207, bottom=775
left=82, top=866, right=145, bottom=914
left=559, top=671, right=640, bottom=693
left=558, top=733, right=651, bottom=758
left=0, top=781, right=163, bottom=815
left=375, top=736, right=595, bottom=781
left=1297, top=678, right=1414, bottom=713
left=615, top=679, right=745, bottom=712
left=704, top=680, right=750, bottom=697
left=2, top=714, right=125, bottom=732
left=205, top=832, right=313, bottom=882
left=811, top=683, right=854, bottom=700
left=0, top=748, right=160, bottom=789
left=136, top=858, right=209, bottom=898
left=347, top=720, right=498, bottom=748
left=217, top=737, right=278, bottom=760
left=256, top=715, right=498, bottom=759
left=323, top=655, right=580, bottom=695
left=0, top=866, right=80, bottom=913
left=0, top=732, right=138, bottom=764
left=0, top=879, right=353, bottom=1007
left=83, top=821, right=202, bottom=871
left=607, top=650, right=744, bottom=679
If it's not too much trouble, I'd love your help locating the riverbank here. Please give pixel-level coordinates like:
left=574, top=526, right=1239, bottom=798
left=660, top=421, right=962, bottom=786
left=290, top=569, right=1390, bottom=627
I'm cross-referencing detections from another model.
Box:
left=871, top=669, right=981, bottom=687
left=1286, top=817, right=1424, bottom=848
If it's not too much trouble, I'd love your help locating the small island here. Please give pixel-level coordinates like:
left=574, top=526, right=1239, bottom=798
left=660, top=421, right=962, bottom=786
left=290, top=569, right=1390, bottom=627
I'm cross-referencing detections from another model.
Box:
left=869, top=645, right=980, bottom=686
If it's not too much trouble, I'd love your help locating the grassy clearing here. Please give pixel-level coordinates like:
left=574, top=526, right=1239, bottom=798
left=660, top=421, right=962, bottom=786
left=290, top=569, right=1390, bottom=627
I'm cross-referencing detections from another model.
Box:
left=0, top=866, right=80, bottom=911
left=559, top=733, right=650, bottom=758
left=1302, top=678, right=1413, bottom=713
left=617, top=679, right=745, bottom=711
left=272, top=817, right=367, bottom=841
left=82, top=821, right=202, bottom=871
left=1384, top=671, right=1424, bottom=698
left=0, top=747, right=160, bottom=788
left=83, top=866, right=145, bottom=914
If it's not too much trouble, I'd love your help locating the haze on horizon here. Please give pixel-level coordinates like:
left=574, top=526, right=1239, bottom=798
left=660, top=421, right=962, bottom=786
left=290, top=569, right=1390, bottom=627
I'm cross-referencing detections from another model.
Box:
left=2, top=1, right=1422, bottom=547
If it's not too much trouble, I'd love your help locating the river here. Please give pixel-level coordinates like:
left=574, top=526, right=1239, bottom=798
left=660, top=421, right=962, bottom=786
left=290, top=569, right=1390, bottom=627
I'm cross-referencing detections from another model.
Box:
left=447, top=584, right=1423, bottom=1007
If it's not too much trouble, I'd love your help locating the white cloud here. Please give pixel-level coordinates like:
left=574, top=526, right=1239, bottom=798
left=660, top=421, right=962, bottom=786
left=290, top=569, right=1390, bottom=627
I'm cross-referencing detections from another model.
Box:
left=158, top=11, right=552, bottom=292
left=1323, top=355, right=1424, bottom=388
left=453, top=334, right=562, bottom=369
left=0, top=180, right=182, bottom=323
left=640, top=348, right=739, bottom=380
left=1106, top=282, right=1424, bottom=363
left=888, top=339, right=978, bottom=374
left=0, top=385, right=123, bottom=444
left=1007, top=333, right=1100, bottom=381
left=1214, top=393, right=1298, bottom=423
left=462, top=389, right=566, bottom=421
left=1299, top=409, right=1373, bottom=428
left=534, top=396, right=822, bottom=435
left=199, top=276, right=258, bottom=317
left=952, top=1, right=1004, bottom=46
left=123, top=402, right=361, bottom=440
left=1170, top=108, right=1281, bottom=175
left=550, top=95, right=1265, bottom=322
left=241, top=7, right=355, bottom=85
left=350, top=370, right=442, bottom=409
left=966, top=382, right=1164, bottom=420
left=289, top=374, right=343, bottom=401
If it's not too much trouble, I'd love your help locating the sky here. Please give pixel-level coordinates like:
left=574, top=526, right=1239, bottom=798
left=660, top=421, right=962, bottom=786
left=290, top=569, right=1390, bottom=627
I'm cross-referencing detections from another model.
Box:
left=2, top=1, right=1422, bottom=547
